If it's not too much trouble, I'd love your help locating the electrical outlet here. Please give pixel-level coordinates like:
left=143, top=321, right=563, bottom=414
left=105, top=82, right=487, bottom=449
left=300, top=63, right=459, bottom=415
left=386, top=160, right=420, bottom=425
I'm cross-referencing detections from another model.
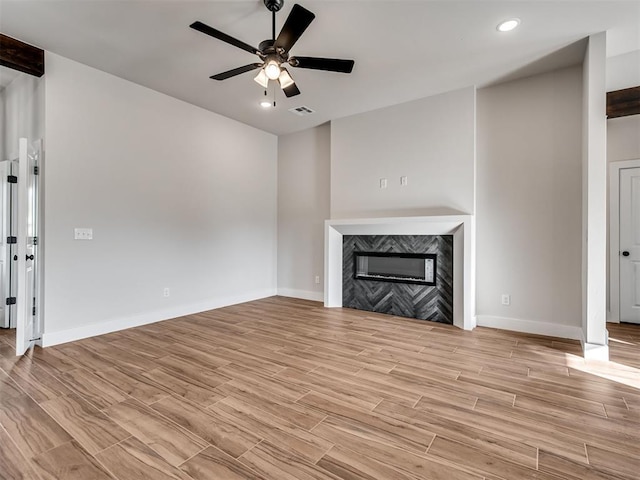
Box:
left=400, top=176, right=408, bottom=186
left=315, top=275, right=320, bottom=284
left=74, top=228, right=93, bottom=240
left=501, top=294, right=510, bottom=306
left=380, top=178, right=387, bottom=189
left=163, top=288, right=170, bottom=298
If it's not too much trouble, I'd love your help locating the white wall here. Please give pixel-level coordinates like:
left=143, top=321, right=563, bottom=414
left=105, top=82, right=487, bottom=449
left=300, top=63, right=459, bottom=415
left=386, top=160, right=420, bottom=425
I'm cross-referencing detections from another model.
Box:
left=0, top=89, right=5, bottom=160
left=476, top=66, right=583, bottom=338
left=43, top=53, right=277, bottom=345
left=608, top=116, right=640, bottom=163
left=1, top=72, right=45, bottom=160
left=330, top=87, right=476, bottom=219
left=581, top=33, right=608, bottom=358
left=606, top=50, right=640, bottom=92
left=277, top=124, right=330, bottom=302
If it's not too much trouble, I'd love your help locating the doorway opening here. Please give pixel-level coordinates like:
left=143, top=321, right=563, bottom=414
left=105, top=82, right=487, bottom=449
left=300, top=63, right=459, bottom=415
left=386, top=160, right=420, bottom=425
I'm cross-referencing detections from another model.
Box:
left=609, top=159, right=640, bottom=325
left=1, top=64, right=44, bottom=355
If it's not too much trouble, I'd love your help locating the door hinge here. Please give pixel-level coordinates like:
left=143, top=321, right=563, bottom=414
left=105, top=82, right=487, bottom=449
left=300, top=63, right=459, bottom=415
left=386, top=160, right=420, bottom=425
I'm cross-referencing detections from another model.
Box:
left=7, top=236, right=16, bottom=244
left=32, top=306, right=36, bottom=316
left=5, top=297, right=16, bottom=305
left=33, top=166, right=39, bottom=175
left=33, top=237, right=38, bottom=246
left=7, top=175, right=17, bottom=184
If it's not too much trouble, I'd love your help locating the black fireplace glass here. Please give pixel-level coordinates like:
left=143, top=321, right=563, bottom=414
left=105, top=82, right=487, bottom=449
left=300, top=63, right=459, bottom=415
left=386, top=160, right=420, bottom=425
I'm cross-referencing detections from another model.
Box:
left=354, top=252, right=436, bottom=286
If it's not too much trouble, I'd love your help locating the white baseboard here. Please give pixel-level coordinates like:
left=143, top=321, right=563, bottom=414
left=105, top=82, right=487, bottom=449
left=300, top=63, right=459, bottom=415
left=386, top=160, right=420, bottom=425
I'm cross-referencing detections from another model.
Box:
left=476, top=315, right=582, bottom=340
left=581, top=340, right=610, bottom=361
left=42, top=288, right=277, bottom=347
left=277, top=288, right=324, bottom=302
left=580, top=329, right=610, bottom=361
left=606, top=313, right=620, bottom=324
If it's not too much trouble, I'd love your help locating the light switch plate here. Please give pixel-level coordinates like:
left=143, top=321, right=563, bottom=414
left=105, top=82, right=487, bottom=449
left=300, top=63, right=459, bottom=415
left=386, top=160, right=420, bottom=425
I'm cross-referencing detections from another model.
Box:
left=74, top=228, right=93, bottom=240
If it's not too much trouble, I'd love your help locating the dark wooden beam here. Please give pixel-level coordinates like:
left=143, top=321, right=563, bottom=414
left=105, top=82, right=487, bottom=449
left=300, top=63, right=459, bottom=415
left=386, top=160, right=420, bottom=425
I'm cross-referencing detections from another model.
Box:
left=607, top=86, right=640, bottom=119
left=0, top=33, right=44, bottom=77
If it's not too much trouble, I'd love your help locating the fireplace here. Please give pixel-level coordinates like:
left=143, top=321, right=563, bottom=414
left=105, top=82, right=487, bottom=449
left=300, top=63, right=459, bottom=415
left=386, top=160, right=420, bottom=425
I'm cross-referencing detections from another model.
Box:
left=343, top=235, right=453, bottom=324
left=325, top=215, right=475, bottom=331
left=354, top=252, right=436, bottom=286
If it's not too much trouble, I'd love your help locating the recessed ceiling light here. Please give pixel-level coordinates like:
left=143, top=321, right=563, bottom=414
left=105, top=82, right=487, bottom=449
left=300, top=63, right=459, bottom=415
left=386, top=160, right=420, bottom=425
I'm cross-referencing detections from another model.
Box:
left=260, top=100, right=272, bottom=108
left=497, top=18, right=520, bottom=32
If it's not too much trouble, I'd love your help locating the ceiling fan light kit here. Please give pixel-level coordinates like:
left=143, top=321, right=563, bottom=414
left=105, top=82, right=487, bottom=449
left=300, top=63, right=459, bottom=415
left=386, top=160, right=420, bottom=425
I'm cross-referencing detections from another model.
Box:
left=190, top=0, right=355, bottom=100
left=265, top=60, right=282, bottom=80
left=278, top=68, right=295, bottom=89
left=254, top=69, right=269, bottom=88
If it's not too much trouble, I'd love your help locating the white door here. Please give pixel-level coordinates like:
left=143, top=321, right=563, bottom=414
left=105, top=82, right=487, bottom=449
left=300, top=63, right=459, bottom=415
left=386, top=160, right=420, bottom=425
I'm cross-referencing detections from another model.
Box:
left=16, top=138, right=40, bottom=355
left=0, top=161, right=14, bottom=329
left=620, top=167, right=640, bottom=324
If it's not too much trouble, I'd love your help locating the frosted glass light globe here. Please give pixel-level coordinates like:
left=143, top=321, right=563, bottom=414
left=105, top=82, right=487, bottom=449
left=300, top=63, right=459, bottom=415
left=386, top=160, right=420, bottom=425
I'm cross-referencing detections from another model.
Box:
left=265, top=61, right=281, bottom=80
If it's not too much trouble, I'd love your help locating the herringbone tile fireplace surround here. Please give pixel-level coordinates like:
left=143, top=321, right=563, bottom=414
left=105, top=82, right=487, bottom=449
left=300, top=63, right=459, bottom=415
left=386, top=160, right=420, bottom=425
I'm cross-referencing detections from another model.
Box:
left=343, top=235, right=454, bottom=323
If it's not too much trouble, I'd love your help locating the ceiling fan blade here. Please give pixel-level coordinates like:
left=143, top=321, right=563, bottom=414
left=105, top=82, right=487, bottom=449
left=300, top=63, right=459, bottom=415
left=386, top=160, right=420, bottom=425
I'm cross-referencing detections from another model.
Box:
left=290, top=56, right=354, bottom=73
left=283, top=82, right=301, bottom=98
left=190, top=21, right=260, bottom=56
left=275, top=4, right=315, bottom=53
left=210, top=63, right=263, bottom=80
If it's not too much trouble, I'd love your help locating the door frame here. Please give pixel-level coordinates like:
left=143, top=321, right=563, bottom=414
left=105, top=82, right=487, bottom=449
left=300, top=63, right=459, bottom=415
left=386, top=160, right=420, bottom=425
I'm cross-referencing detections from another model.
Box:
left=34, top=138, right=43, bottom=347
left=609, top=158, right=640, bottom=323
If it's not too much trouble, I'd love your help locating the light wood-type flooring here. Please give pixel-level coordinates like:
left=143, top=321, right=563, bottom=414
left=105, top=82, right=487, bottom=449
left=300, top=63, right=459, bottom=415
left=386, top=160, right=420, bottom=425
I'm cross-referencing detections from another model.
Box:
left=0, top=296, right=639, bottom=479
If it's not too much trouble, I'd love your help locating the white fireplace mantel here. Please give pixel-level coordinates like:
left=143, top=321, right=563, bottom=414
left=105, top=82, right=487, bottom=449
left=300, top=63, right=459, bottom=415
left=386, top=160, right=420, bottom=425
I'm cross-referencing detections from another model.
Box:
left=324, top=215, right=475, bottom=331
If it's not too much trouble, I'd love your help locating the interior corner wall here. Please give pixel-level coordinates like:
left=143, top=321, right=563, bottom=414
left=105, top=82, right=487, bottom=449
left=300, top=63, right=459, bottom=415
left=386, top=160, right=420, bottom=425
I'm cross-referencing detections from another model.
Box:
left=277, top=123, right=330, bottom=302
left=330, top=87, right=476, bottom=219
left=581, top=33, right=608, bottom=354
left=476, top=65, right=583, bottom=338
left=43, top=52, right=277, bottom=346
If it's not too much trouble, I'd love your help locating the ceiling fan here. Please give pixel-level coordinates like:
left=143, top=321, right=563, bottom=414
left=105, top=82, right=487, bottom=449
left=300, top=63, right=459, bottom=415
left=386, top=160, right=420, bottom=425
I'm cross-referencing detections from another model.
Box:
left=190, top=0, right=355, bottom=98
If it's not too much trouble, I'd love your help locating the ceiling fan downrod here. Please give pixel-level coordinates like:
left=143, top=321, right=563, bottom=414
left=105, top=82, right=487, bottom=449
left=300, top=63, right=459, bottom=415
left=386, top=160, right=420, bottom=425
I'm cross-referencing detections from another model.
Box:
left=264, top=0, right=284, bottom=40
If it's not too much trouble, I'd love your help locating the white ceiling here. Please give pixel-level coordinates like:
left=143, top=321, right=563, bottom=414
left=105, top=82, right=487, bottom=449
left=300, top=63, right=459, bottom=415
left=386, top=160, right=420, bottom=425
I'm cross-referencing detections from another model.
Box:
left=1, top=1, right=639, bottom=135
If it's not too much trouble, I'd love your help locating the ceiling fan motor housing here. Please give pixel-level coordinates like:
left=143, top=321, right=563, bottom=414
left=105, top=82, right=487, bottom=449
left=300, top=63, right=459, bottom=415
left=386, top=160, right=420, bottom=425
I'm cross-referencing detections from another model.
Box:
left=259, top=39, right=287, bottom=61
left=264, top=0, right=284, bottom=12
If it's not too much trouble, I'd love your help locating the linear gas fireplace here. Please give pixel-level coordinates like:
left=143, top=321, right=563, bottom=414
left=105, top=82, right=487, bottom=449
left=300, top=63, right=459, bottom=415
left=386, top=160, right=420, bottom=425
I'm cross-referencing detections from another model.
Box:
left=354, top=252, right=436, bottom=286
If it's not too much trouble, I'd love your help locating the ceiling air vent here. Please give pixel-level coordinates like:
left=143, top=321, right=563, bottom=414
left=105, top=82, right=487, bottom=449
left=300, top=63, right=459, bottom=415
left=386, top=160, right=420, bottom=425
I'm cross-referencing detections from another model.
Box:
left=289, top=106, right=315, bottom=116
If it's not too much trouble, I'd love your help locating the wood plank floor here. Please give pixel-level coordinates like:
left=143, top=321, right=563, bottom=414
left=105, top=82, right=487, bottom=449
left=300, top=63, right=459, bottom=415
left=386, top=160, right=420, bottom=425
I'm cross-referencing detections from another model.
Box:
left=0, top=296, right=639, bottom=479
